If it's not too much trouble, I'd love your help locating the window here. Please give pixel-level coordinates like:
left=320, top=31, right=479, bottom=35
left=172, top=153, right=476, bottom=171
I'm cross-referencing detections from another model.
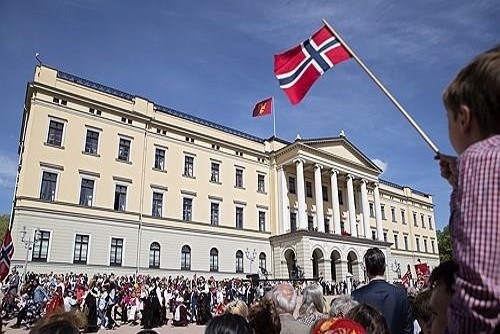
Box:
left=416, top=237, right=420, bottom=252
left=338, top=190, right=343, bottom=205
left=401, top=209, right=406, bottom=224
left=258, top=211, right=266, bottom=232
left=114, top=185, right=127, bottom=211
left=421, top=214, right=425, bottom=228
left=154, top=148, right=165, bottom=170
left=235, top=168, right=244, bottom=188
left=259, top=252, right=266, bottom=271
left=371, top=230, right=376, bottom=240
left=383, top=232, right=388, bottom=243
left=257, top=174, right=265, bottom=193
left=322, top=186, right=328, bottom=201
left=210, top=163, right=220, bottom=183
left=47, top=120, right=64, bottom=146
left=117, top=138, right=131, bottom=161
left=428, top=216, right=433, bottom=230
left=424, top=239, right=428, bottom=253
left=152, top=192, right=163, bottom=217
left=369, top=203, right=374, bottom=217
left=391, top=207, right=396, bottom=222
left=431, top=240, right=436, bottom=253
left=235, top=250, right=244, bottom=273
left=181, top=245, right=191, bottom=270
left=290, top=212, right=297, bottom=232
left=84, top=130, right=99, bottom=154
left=183, top=198, right=193, bottom=221
left=413, top=212, right=418, bottom=226
left=32, top=230, right=50, bottom=262
left=381, top=205, right=386, bottom=220
left=306, top=181, right=313, bottom=198
left=325, top=217, right=330, bottom=233
left=79, top=178, right=94, bottom=207
left=235, top=207, right=244, bottom=229
left=40, top=171, right=57, bottom=201
left=404, top=236, right=409, bottom=250
left=289, top=177, right=296, bottom=194
left=184, top=156, right=194, bottom=177
left=110, top=238, right=123, bottom=266
left=308, top=214, right=314, bottom=231
left=73, top=234, right=89, bottom=264
left=210, top=248, right=219, bottom=272
left=393, top=234, right=399, bottom=249
left=149, top=242, right=160, bottom=268
left=210, top=203, right=219, bottom=226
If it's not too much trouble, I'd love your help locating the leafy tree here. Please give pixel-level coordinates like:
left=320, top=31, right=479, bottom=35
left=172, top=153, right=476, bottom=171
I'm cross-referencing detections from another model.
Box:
left=437, top=225, right=452, bottom=262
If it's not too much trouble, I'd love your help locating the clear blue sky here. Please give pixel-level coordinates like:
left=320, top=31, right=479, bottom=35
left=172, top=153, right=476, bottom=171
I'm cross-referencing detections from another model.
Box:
left=1, top=1, right=498, bottom=230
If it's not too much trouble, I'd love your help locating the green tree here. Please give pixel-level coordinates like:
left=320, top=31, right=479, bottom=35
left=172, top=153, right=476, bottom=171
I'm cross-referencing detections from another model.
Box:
left=437, top=225, right=452, bottom=262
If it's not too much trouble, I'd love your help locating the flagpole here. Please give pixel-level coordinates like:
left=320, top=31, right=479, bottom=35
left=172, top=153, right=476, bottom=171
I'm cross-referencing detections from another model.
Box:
left=272, top=97, right=276, bottom=137
left=322, top=19, right=440, bottom=154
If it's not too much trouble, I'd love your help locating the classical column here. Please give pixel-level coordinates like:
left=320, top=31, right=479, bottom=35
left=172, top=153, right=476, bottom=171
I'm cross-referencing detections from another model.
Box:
left=373, top=183, right=384, bottom=241
left=295, top=159, right=307, bottom=230
left=330, top=170, right=341, bottom=235
left=360, top=179, right=371, bottom=239
left=314, top=164, right=325, bottom=232
left=278, top=166, right=290, bottom=233
left=346, top=174, right=358, bottom=237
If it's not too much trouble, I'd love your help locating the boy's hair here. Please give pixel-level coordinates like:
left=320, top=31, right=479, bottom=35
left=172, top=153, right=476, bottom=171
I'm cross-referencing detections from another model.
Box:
left=411, top=289, right=433, bottom=323
left=429, top=260, right=459, bottom=293
left=443, top=45, right=500, bottom=136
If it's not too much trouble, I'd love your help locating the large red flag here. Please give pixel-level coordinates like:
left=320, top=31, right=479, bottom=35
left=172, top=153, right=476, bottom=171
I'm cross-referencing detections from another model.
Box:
left=252, top=98, right=273, bottom=117
left=274, top=25, right=351, bottom=105
left=0, top=229, right=14, bottom=281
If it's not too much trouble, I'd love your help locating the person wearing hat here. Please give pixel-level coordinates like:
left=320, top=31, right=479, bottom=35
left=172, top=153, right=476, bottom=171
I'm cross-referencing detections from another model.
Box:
left=83, top=287, right=99, bottom=333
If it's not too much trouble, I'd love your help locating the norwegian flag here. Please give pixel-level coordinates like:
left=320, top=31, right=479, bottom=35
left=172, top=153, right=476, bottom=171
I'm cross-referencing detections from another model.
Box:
left=274, top=25, right=351, bottom=105
left=0, top=229, right=14, bottom=282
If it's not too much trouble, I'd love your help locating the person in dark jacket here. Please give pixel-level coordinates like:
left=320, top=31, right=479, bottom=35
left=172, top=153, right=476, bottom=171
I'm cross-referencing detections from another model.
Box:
left=352, top=248, right=414, bottom=334
left=84, top=287, right=99, bottom=333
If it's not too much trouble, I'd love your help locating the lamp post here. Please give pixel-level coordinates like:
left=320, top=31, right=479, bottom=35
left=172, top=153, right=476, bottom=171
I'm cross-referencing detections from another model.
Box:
left=20, top=226, right=41, bottom=282
left=245, top=248, right=257, bottom=274
left=391, top=259, right=401, bottom=279
left=360, top=262, right=367, bottom=282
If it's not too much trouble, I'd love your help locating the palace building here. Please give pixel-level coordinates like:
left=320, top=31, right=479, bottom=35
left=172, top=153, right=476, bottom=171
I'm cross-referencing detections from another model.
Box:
left=10, top=65, right=439, bottom=281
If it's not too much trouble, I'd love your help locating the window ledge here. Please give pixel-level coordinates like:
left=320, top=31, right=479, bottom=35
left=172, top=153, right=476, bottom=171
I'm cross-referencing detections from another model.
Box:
left=183, top=174, right=196, bottom=179
left=152, top=167, right=167, bottom=173
left=82, top=151, right=100, bottom=158
left=234, top=186, right=246, bottom=190
left=257, top=191, right=267, bottom=195
left=210, top=180, right=222, bottom=185
left=44, top=142, right=65, bottom=150
left=115, top=158, right=132, bottom=165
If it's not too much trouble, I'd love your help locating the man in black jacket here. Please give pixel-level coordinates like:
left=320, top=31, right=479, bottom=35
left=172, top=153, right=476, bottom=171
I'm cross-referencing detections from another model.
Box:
left=352, top=247, right=414, bottom=334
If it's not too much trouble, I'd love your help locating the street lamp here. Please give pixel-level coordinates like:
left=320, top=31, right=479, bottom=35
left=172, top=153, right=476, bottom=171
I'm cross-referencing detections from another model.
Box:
left=20, top=226, right=41, bottom=282
left=391, top=259, right=401, bottom=279
left=245, top=248, right=257, bottom=274
left=360, top=262, right=367, bottom=282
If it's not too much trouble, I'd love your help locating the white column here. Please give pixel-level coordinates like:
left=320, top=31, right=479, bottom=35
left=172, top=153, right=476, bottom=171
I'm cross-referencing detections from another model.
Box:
left=314, top=164, right=325, bottom=232
left=374, top=183, right=384, bottom=241
left=295, top=159, right=307, bottom=230
left=346, top=174, right=358, bottom=237
left=360, top=179, right=371, bottom=239
left=278, top=166, right=289, bottom=234
left=330, top=170, right=341, bottom=235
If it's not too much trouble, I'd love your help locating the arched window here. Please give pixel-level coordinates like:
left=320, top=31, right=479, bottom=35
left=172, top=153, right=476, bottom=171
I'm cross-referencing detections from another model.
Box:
left=236, top=250, right=244, bottom=273
left=259, top=252, right=266, bottom=271
left=149, top=242, right=160, bottom=268
left=210, top=248, right=219, bottom=272
left=181, top=245, right=191, bottom=270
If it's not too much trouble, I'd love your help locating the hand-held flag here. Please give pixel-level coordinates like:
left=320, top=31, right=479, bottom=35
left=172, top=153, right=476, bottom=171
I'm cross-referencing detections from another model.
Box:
left=0, top=229, right=14, bottom=282
left=274, top=25, right=351, bottom=105
left=252, top=98, right=273, bottom=117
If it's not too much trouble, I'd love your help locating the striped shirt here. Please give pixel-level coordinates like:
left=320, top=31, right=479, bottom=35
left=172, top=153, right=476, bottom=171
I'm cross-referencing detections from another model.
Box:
left=448, top=135, right=500, bottom=333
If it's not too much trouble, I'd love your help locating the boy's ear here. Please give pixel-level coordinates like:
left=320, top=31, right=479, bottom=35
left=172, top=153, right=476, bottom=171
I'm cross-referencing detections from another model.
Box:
left=458, top=105, right=473, bottom=133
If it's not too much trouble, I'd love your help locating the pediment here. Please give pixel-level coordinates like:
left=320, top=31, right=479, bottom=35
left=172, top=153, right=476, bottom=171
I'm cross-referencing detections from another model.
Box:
left=302, top=137, right=381, bottom=171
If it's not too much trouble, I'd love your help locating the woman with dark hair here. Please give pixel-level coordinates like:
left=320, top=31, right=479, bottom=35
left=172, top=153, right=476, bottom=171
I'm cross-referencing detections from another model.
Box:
left=204, top=313, right=251, bottom=334
left=83, top=287, right=99, bottom=333
left=346, top=303, right=391, bottom=334
left=196, top=292, right=212, bottom=325
left=248, top=299, right=281, bottom=334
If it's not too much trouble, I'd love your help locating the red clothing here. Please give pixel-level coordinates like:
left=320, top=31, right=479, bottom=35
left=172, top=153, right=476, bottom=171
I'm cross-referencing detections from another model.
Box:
left=449, top=135, right=500, bottom=333
left=46, top=295, right=64, bottom=314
